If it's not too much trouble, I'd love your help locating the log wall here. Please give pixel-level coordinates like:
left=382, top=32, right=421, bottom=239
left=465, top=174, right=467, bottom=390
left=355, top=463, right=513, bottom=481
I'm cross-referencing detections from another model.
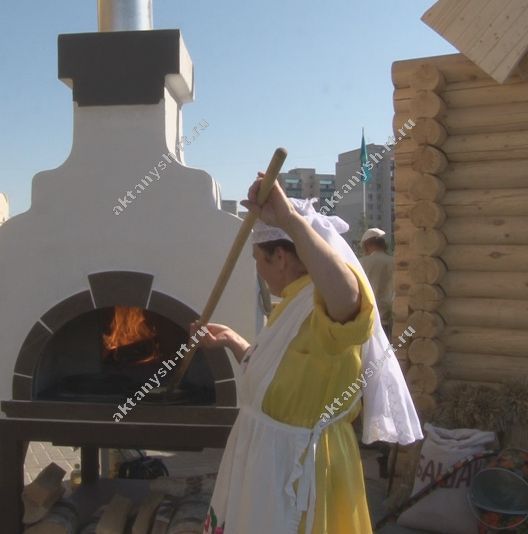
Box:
left=390, top=53, right=528, bottom=491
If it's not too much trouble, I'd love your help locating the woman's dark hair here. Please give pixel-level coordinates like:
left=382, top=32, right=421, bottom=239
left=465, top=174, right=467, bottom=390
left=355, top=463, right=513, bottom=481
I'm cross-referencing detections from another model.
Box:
left=257, top=239, right=298, bottom=259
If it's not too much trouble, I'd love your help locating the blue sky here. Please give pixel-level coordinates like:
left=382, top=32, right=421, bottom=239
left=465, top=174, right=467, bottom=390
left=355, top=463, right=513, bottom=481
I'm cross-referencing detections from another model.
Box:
left=0, top=1, right=456, bottom=216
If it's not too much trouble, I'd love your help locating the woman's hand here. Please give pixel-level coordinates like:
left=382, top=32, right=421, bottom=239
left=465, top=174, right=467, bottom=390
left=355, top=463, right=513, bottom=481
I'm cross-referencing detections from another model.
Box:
left=241, top=173, right=362, bottom=324
left=189, top=321, right=251, bottom=363
left=240, top=172, right=300, bottom=232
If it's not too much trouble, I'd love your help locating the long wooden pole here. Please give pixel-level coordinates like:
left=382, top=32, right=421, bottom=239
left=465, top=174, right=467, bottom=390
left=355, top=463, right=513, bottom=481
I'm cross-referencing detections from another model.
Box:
left=166, top=147, right=288, bottom=393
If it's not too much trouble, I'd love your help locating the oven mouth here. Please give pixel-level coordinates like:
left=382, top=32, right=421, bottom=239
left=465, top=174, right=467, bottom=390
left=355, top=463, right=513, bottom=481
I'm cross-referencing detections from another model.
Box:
left=32, top=306, right=216, bottom=405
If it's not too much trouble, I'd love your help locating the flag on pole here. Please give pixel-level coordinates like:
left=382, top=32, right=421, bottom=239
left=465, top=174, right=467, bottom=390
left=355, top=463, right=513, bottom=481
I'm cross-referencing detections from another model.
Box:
left=360, top=128, right=372, bottom=183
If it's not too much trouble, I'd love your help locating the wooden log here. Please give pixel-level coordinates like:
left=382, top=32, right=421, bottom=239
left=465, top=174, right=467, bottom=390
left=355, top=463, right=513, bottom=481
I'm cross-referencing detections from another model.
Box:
left=439, top=271, right=528, bottom=300
left=23, top=463, right=66, bottom=507
left=392, top=53, right=490, bottom=89
left=150, top=496, right=177, bottom=534
left=394, top=79, right=528, bottom=111
left=443, top=189, right=528, bottom=217
left=24, top=502, right=79, bottom=534
left=410, top=228, right=447, bottom=256
left=394, top=244, right=415, bottom=271
left=96, top=495, right=132, bottom=534
left=408, top=172, right=446, bottom=201
left=412, top=393, right=437, bottom=420
left=132, top=492, right=164, bottom=534
left=393, top=117, right=417, bottom=140
left=441, top=325, right=528, bottom=357
left=393, top=166, right=419, bottom=193
left=395, top=271, right=412, bottom=296
left=440, top=379, right=504, bottom=395
left=410, top=64, right=446, bottom=92
left=394, top=217, right=413, bottom=245
left=411, top=118, right=448, bottom=146
left=442, top=159, right=528, bottom=190
left=23, top=487, right=66, bottom=526
left=444, top=102, right=528, bottom=135
left=410, top=201, right=446, bottom=228
left=394, top=138, right=420, bottom=163
left=406, top=364, right=443, bottom=394
left=393, top=296, right=410, bottom=322
left=411, top=145, right=448, bottom=174
left=443, top=130, right=528, bottom=162
left=438, top=297, right=528, bottom=330
left=397, top=131, right=528, bottom=165
left=395, top=189, right=412, bottom=206
left=442, top=216, right=528, bottom=245
left=169, top=494, right=210, bottom=532
left=397, top=101, right=528, bottom=135
left=389, top=342, right=410, bottom=371
left=514, top=52, right=528, bottom=81
left=391, top=322, right=412, bottom=352
left=409, top=256, right=447, bottom=285
left=394, top=93, right=412, bottom=114
left=23, top=462, right=66, bottom=525
left=394, top=203, right=412, bottom=219
left=442, top=244, right=528, bottom=272
left=409, top=284, right=445, bottom=312
left=408, top=338, right=445, bottom=366
left=409, top=91, right=447, bottom=119
left=443, top=352, right=528, bottom=383
left=407, top=310, right=445, bottom=338
left=398, top=359, right=409, bottom=374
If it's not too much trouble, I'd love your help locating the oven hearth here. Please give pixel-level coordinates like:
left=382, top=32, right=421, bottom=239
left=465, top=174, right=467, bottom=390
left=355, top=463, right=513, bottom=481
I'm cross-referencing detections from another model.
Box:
left=32, top=302, right=216, bottom=405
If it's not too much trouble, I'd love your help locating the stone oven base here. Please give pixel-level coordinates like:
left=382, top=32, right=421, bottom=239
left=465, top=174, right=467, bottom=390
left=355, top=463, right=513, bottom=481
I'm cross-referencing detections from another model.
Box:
left=0, top=410, right=236, bottom=533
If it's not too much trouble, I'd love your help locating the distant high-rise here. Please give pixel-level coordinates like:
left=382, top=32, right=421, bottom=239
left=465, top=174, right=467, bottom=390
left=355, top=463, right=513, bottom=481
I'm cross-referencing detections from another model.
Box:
left=0, top=193, right=9, bottom=226
left=334, top=144, right=394, bottom=246
left=221, top=199, right=239, bottom=216
left=278, top=168, right=336, bottom=213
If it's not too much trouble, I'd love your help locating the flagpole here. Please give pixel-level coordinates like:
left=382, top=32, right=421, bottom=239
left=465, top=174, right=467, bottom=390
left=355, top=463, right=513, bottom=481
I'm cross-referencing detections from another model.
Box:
left=362, top=127, right=366, bottom=223
left=363, top=181, right=366, bottom=219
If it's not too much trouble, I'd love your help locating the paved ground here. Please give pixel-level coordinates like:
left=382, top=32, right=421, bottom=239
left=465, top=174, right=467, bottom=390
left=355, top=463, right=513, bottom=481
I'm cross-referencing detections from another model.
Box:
left=25, top=442, right=430, bottom=533
left=25, top=442, right=81, bottom=484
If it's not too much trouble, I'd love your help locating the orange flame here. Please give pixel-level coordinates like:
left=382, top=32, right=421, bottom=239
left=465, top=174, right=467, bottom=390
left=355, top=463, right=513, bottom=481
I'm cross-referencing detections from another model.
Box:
left=103, top=306, right=158, bottom=364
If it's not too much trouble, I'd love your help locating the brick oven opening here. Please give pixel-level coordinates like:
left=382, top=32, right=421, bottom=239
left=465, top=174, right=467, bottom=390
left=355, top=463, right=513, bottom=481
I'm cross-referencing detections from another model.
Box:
left=34, top=305, right=215, bottom=404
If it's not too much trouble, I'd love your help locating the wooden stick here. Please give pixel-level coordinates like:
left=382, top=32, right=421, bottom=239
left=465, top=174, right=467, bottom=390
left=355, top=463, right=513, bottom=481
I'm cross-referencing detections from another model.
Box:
left=166, top=147, right=288, bottom=393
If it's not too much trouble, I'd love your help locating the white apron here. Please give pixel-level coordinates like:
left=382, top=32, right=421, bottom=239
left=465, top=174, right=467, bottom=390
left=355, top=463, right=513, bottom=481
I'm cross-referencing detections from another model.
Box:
left=203, top=284, right=363, bottom=534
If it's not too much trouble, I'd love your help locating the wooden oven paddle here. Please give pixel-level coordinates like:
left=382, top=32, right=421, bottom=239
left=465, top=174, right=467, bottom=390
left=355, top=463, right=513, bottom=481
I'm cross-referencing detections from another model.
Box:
left=164, top=147, right=288, bottom=396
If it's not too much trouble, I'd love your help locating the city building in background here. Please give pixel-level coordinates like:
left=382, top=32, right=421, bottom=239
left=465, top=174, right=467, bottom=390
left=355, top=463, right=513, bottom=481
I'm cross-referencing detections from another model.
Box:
left=221, top=199, right=239, bottom=216
left=278, top=168, right=336, bottom=213
left=334, top=144, right=394, bottom=248
left=0, top=193, right=9, bottom=226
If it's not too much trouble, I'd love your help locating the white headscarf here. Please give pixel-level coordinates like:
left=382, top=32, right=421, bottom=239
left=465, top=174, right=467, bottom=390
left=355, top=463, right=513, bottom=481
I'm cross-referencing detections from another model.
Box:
left=252, top=198, right=423, bottom=445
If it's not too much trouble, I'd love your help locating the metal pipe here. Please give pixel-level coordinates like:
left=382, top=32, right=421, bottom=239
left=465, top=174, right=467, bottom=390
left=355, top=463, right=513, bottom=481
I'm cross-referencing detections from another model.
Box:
left=97, top=0, right=153, bottom=31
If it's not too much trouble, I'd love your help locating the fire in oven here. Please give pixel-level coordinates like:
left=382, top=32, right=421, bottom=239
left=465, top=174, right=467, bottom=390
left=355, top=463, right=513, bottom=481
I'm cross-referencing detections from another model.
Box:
left=34, top=305, right=215, bottom=405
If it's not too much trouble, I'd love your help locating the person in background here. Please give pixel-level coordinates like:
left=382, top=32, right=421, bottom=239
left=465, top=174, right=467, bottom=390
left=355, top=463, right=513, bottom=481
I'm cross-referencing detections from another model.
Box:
left=359, top=228, right=393, bottom=338
left=359, top=228, right=395, bottom=480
